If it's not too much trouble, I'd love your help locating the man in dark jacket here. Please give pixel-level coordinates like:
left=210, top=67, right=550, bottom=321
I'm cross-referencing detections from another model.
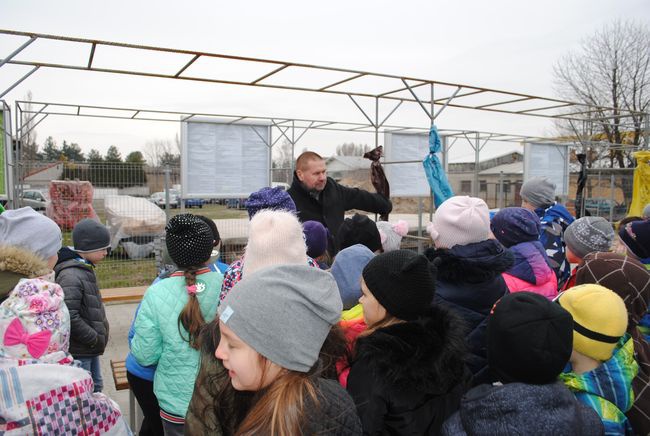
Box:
left=288, top=151, right=392, bottom=252
left=55, top=218, right=111, bottom=392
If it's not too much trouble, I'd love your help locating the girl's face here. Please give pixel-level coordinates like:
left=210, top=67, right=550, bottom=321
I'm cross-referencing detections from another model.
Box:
left=359, top=277, right=387, bottom=327
left=215, top=321, right=282, bottom=391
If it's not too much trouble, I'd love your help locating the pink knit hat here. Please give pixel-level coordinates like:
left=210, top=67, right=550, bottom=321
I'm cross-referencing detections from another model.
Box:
left=427, top=196, right=490, bottom=249
left=0, top=278, right=71, bottom=363
left=242, top=210, right=308, bottom=275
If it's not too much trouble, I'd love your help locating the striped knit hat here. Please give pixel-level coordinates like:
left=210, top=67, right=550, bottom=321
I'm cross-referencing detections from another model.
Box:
left=427, top=196, right=490, bottom=249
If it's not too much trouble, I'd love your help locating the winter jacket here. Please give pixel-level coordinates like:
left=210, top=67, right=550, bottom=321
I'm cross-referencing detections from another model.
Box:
left=425, top=239, right=513, bottom=375
left=131, top=268, right=221, bottom=418
left=337, top=312, right=366, bottom=388
left=0, top=357, right=131, bottom=435
left=288, top=173, right=392, bottom=250
left=502, top=240, right=558, bottom=299
left=535, top=202, right=574, bottom=288
left=347, top=305, right=471, bottom=435
left=559, top=335, right=639, bottom=435
left=305, top=378, right=363, bottom=435
left=54, top=247, right=109, bottom=357
left=125, top=261, right=228, bottom=382
left=442, top=382, right=604, bottom=436
left=0, top=245, right=52, bottom=303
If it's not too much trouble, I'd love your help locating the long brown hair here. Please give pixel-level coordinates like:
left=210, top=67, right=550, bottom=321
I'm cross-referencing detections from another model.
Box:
left=235, top=363, right=320, bottom=436
left=178, top=266, right=206, bottom=349
left=207, top=321, right=346, bottom=435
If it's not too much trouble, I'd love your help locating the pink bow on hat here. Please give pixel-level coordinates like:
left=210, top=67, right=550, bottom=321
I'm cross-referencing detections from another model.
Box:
left=3, top=318, right=52, bottom=359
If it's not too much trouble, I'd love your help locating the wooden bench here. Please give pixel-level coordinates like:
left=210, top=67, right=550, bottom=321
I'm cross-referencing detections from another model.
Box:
left=110, top=359, right=141, bottom=431
left=101, top=286, right=147, bottom=304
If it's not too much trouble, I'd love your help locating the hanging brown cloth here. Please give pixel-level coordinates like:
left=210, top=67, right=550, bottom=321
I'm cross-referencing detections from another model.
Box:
left=364, top=146, right=390, bottom=221
left=575, top=153, right=587, bottom=218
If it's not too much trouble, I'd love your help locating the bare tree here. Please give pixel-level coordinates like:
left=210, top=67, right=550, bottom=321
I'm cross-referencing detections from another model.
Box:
left=143, top=138, right=179, bottom=167
left=336, top=142, right=371, bottom=156
left=20, top=91, right=40, bottom=161
left=272, top=139, right=294, bottom=169
left=554, top=20, right=650, bottom=168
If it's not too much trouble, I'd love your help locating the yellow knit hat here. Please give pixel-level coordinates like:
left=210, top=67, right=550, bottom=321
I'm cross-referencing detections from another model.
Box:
left=558, top=284, right=628, bottom=362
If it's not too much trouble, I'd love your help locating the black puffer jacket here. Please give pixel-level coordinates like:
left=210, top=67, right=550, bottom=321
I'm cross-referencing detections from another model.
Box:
left=347, top=305, right=471, bottom=435
left=54, top=247, right=109, bottom=357
left=306, top=378, right=363, bottom=435
left=288, top=173, right=392, bottom=246
left=442, top=382, right=604, bottom=436
left=425, top=239, right=513, bottom=375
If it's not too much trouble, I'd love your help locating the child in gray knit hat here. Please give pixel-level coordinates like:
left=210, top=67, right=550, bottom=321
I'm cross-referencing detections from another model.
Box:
left=562, top=216, right=615, bottom=290
left=54, top=218, right=111, bottom=393
left=519, top=177, right=575, bottom=288
left=214, top=264, right=362, bottom=434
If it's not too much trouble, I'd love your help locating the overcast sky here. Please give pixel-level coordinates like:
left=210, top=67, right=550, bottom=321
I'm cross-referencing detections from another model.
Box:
left=1, top=0, right=649, bottom=160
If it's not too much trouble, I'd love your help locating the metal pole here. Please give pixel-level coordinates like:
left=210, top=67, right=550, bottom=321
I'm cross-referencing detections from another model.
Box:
left=417, top=197, right=423, bottom=254
left=375, top=97, right=379, bottom=149
left=0, top=36, right=37, bottom=69
left=14, top=104, right=22, bottom=209
left=643, top=112, right=650, bottom=150
left=0, top=66, right=39, bottom=99
left=473, top=132, right=480, bottom=197
left=163, top=165, right=171, bottom=222
left=429, top=84, right=435, bottom=218
left=498, top=171, right=504, bottom=209
left=609, top=174, right=615, bottom=223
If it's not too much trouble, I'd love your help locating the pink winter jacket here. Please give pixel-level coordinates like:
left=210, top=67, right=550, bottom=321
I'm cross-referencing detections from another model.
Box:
left=502, top=241, right=558, bottom=300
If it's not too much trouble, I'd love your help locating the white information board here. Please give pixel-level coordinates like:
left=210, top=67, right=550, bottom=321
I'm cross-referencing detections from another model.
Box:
left=523, top=142, right=570, bottom=197
left=181, top=119, right=271, bottom=198
left=383, top=132, right=431, bottom=197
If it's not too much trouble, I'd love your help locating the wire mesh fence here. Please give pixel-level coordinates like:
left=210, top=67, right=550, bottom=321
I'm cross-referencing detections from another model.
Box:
left=15, top=160, right=251, bottom=289
left=12, top=145, right=641, bottom=289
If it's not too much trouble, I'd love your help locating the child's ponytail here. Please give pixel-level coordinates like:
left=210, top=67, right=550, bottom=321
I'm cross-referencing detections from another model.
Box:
left=178, top=266, right=206, bottom=349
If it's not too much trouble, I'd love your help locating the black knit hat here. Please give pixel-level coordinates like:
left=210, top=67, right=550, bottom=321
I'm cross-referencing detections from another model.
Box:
left=165, top=214, right=214, bottom=268
left=361, top=249, right=435, bottom=320
left=337, top=213, right=382, bottom=253
left=196, top=215, right=220, bottom=245
left=487, top=292, right=573, bottom=385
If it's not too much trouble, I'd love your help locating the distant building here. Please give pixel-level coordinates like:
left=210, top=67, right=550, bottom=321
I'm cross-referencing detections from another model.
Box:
left=326, top=156, right=370, bottom=181
left=448, top=150, right=523, bottom=208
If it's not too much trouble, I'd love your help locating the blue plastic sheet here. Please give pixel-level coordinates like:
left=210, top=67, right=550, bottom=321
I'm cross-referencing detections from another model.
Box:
left=422, top=125, right=454, bottom=207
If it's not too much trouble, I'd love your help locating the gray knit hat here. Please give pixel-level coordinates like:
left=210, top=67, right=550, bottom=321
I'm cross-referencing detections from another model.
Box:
left=72, top=218, right=111, bottom=253
left=643, top=203, right=650, bottom=219
left=0, top=207, right=62, bottom=259
left=218, top=264, right=342, bottom=372
left=520, top=177, right=556, bottom=208
left=564, top=217, right=615, bottom=259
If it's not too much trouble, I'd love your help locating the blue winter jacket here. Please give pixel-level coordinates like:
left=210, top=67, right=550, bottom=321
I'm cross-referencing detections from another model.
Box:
left=534, top=202, right=574, bottom=288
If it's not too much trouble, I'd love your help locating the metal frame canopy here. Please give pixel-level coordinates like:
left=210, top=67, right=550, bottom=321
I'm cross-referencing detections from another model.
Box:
left=0, top=28, right=645, bottom=132
left=2, top=29, right=647, bottom=211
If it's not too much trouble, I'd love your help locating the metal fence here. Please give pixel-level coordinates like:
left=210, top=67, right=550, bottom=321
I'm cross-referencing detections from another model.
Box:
left=15, top=160, right=254, bottom=289
left=12, top=146, right=641, bottom=289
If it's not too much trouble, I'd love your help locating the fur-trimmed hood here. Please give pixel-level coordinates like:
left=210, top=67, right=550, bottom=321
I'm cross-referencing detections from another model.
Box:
left=352, top=304, right=468, bottom=394
left=0, top=245, right=51, bottom=301
left=425, top=239, right=514, bottom=284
